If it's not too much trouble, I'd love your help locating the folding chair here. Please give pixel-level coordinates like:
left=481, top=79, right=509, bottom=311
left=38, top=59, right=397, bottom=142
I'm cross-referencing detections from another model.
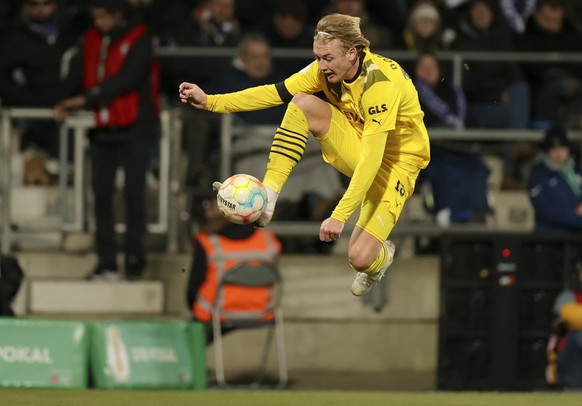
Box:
left=211, top=261, right=288, bottom=389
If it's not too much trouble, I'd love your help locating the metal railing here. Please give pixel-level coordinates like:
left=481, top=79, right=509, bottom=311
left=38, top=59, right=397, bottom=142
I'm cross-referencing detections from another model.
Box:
left=0, top=108, right=175, bottom=254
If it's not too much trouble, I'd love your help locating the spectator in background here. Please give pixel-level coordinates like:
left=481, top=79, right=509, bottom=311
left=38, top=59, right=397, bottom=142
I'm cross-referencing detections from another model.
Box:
left=327, top=0, right=393, bottom=50
left=0, top=0, right=85, bottom=185
left=53, top=0, right=160, bottom=280
left=186, top=194, right=282, bottom=343
left=163, top=0, right=241, bottom=91
left=448, top=0, right=531, bottom=188
left=401, top=1, right=443, bottom=52
left=547, top=260, right=582, bottom=389
left=527, top=127, right=582, bottom=233
left=256, top=0, right=313, bottom=74
left=448, top=0, right=530, bottom=130
left=413, top=52, right=490, bottom=225
left=414, top=52, right=469, bottom=130
left=517, top=0, right=582, bottom=130
left=208, top=33, right=287, bottom=125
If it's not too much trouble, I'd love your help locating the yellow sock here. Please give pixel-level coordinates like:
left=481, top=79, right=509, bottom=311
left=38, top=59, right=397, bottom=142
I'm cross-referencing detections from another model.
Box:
left=263, top=102, right=309, bottom=193
left=350, top=242, right=389, bottom=275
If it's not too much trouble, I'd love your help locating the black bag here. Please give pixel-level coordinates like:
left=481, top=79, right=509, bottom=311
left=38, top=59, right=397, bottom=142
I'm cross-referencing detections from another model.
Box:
left=0, top=255, right=24, bottom=316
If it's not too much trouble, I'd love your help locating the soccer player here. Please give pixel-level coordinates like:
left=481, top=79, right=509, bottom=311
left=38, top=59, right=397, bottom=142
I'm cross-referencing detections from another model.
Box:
left=179, top=13, right=430, bottom=296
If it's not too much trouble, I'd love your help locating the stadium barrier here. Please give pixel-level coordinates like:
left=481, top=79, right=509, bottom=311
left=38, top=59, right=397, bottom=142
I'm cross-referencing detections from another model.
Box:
left=0, top=318, right=207, bottom=390
left=0, top=318, right=89, bottom=388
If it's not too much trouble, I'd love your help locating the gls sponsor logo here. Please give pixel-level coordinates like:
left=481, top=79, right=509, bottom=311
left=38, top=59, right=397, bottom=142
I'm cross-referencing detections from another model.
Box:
left=368, top=104, right=387, bottom=115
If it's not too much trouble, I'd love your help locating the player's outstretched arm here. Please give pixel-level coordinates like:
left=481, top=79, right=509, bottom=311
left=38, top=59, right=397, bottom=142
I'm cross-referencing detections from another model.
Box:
left=179, top=82, right=208, bottom=110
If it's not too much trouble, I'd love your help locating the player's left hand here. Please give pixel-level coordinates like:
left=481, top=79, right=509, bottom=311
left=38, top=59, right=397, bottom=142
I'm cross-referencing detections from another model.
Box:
left=319, top=217, right=344, bottom=242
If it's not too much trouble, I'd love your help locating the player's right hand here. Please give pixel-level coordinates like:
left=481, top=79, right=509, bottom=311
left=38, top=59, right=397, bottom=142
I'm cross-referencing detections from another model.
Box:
left=179, top=82, right=207, bottom=109
left=254, top=209, right=274, bottom=228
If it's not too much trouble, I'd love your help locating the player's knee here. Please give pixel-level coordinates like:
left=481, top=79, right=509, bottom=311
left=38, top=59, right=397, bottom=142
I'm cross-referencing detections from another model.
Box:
left=290, top=93, right=316, bottom=114
left=348, top=250, right=373, bottom=270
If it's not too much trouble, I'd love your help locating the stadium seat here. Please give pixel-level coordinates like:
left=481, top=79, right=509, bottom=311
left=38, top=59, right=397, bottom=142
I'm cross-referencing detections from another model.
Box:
left=211, top=261, right=288, bottom=389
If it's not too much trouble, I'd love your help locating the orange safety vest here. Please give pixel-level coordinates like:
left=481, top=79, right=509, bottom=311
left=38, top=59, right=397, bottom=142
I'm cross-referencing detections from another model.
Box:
left=193, top=228, right=282, bottom=322
left=82, top=25, right=160, bottom=127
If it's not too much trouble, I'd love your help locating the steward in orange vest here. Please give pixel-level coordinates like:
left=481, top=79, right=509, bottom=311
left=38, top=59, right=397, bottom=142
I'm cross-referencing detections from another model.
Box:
left=187, top=197, right=282, bottom=339
left=194, top=227, right=281, bottom=322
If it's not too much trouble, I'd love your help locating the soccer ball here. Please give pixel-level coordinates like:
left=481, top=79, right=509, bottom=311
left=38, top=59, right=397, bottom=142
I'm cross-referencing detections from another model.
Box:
left=216, top=174, right=268, bottom=225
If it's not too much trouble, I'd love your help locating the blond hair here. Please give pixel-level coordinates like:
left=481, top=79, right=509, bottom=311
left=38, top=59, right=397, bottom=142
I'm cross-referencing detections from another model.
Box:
left=314, top=13, right=370, bottom=52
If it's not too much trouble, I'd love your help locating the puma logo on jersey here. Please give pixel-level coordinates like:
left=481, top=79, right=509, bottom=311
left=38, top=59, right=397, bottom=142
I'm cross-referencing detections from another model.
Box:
left=372, top=118, right=382, bottom=125
left=368, top=104, right=387, bottom=115
left=376, top=214, right=385, bottom=228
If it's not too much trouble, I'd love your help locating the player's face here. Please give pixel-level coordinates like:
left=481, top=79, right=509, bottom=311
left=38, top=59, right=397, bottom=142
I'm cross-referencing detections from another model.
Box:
left=313, top=39, right=359, bottom=83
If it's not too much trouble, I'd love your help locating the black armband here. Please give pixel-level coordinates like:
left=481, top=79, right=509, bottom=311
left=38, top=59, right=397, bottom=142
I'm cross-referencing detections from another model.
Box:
left=275, top=81, right=293, bottom=103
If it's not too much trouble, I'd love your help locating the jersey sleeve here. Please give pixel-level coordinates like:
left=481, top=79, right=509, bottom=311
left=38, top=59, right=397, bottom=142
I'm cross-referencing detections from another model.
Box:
left=282, top=61, right=323, bottom=96
left=205, top=62, right=322, bottom=114
left=330, top=81, right=402, bottom=222
left=206, top=84, right=284, bottom=113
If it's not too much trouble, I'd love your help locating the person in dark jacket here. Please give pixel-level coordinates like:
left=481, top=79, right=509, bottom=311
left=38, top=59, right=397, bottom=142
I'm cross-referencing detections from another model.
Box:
left=527, top=127, right=582, bottom=233
left=413, top=52, right=490, bottom=225
left=517, top=0, right=582, bottom=130
left=207, top=33, right=287, bottom=125
left=53, top=0, right=160, bottom=280
left=448, top=0, right=530, bottom=130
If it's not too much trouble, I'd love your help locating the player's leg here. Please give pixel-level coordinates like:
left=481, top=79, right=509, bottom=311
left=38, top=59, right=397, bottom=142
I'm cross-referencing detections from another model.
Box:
left=348, top=202, right=397, bottom=296
left=258, top=94, right=333, bottom=226
left=349, top=163, right=419, bottom=295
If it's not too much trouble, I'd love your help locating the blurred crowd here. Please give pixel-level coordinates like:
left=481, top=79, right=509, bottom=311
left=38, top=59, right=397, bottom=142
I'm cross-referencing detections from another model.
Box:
left=2, top=0, right=582, bottom=126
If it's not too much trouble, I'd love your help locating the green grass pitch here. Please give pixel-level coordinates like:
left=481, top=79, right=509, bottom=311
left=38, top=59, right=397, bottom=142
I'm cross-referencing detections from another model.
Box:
left=1, top=389, right=581, bottom=406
